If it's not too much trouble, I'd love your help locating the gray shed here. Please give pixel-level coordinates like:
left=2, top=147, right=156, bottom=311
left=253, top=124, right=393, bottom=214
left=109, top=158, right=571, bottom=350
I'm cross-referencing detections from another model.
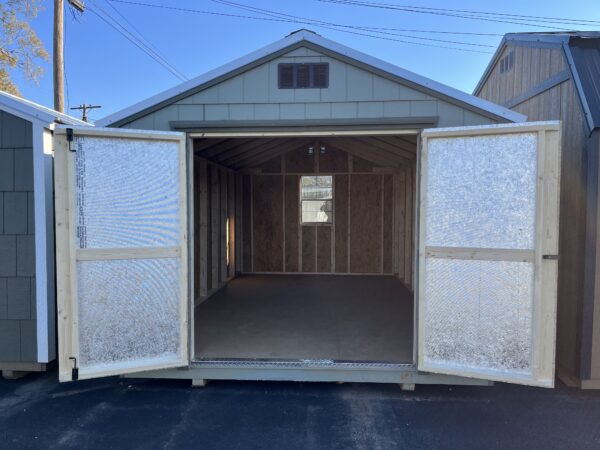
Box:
left=475, top=32, right=600, bottom=389
left=53, top=30, right=561, bottom=388
left=0, top=91, right=86, bottom=378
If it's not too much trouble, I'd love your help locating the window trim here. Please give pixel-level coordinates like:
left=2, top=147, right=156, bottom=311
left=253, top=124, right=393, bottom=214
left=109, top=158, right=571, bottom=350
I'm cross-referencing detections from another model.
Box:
left=299, top=175, right=334, bottom=226
left=278, top=63, right=330, bottom=89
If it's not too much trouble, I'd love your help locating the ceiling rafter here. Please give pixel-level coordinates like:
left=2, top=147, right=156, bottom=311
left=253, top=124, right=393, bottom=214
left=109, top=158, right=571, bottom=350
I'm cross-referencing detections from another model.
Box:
left=232, top=139, right=312, bottom=169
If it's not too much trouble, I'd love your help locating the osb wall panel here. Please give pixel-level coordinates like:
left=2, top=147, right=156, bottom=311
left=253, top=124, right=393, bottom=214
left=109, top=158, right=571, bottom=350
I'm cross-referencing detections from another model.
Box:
left=259, top=155, right=282, bottom=173
left=236, top=146, right=415, bottom=281
left=319, top=147, right=348, bottom=173
left=302, top=226, right=316, bottom=272
left=383, top=174, right=394, bottom=273
left=285, top=147, right=315, bottom=172
left=284, top=175, right=299, bottom=272
left=316, top=227, right=333, bottom=272
left=193, top=157, right=202, bottom=298
left=242, top=175, right=252, bottom=272
left=352, top=155, right=374, bottom=172
left=252, top=175, right=284, bottom=272
left=194, top=158, right=238, bottom=300
left=350, top=174, right=383, bottom=273
left=209, top=166, right=219, bottom=290
left=334, top=175, right=349, bottom=273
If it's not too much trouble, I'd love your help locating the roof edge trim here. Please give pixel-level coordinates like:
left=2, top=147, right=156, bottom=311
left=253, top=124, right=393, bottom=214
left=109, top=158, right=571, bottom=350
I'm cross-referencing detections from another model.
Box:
left=98, top=30, right=525, bottom=127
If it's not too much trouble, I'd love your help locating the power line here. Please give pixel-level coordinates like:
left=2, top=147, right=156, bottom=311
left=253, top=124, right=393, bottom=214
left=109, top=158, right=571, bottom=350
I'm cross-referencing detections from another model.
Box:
left=319, top=1, right=600, bottom=25
left=109, top=0, right=495, bottom=53
left=211, top=0, right=496, bottom=47
left=87, top=2, right=188, bottom=81
left=91, top=0, right=187, bottom=80
left=102, top=0, right=183, bottom=76
left=317, top=0, right=599, bottom=30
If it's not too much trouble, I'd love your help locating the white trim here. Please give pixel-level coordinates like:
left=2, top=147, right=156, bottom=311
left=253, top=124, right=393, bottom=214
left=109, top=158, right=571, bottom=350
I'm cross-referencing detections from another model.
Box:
left=0, top=90, right=86, bottom=126
left=54, top=124, right=183, bottom=140
left=97, top=30, right=526, bottom=127
left=33, top=127, right=57, bottom=363
left=189, top=129, right=420, bottom=138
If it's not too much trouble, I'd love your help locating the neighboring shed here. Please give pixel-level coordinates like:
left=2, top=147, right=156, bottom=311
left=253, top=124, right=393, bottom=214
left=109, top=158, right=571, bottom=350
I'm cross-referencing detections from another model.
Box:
left=475, top=32, right=600, bottom=389
left=0, top=91, right=87, bottom=378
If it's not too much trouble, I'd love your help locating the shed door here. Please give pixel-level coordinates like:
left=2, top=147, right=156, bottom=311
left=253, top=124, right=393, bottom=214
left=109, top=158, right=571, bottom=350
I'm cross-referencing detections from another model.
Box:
left=417, top=122, right=561, bottom=387
left=54, top=127, right=189, bottom=382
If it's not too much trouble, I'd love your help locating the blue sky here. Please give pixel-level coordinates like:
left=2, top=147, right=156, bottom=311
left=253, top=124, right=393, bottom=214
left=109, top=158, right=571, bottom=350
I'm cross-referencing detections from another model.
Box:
left=11, top=0, right=599, bottom=122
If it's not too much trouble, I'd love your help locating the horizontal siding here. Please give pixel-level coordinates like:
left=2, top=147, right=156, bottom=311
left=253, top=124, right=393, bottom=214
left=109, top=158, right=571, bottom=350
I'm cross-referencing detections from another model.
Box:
left=123, top=46, right=497, bottom=130
left=0, top=111, right=37, bottom=363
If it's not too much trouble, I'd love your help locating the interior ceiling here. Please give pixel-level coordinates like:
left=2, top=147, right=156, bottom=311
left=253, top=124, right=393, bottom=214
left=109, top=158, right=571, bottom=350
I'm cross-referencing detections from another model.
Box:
left=193, top=135, right=417, bottom=171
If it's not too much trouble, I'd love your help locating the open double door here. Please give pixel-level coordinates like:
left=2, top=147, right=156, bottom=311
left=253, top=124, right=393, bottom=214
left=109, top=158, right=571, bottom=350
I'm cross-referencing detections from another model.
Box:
left=54, top=121, right=561, bottom=387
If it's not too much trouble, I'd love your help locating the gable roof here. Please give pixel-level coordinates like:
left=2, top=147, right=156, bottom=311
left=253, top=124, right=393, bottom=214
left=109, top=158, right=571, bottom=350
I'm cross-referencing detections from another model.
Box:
left=0, top=90, right=88, bottom=126
left=98, top=29, right=525, bottom=127
left=474, top=32, right=600, bottom=131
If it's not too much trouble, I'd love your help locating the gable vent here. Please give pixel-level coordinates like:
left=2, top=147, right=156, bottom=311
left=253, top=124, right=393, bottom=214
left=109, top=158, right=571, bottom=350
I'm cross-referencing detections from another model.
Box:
left=279, top=64, right=294, bottom=88
left=278, top=63, right=329, bottom=89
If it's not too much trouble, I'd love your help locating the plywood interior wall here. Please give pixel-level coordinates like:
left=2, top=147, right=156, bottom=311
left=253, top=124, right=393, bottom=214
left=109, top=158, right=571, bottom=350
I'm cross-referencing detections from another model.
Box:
left=239, top=144, right=416, bottom=289
left=194, top=138, right=417, bottom=298
left=193, top=156, right=237, bottom=302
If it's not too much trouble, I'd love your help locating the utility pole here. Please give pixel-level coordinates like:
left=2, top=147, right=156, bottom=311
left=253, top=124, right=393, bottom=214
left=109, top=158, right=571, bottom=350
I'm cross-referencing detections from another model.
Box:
left=54, top=0, right=85, bottom=113
left=70, top=104, right=102, bottom=122
left=53, top=0, right=64, bottom=113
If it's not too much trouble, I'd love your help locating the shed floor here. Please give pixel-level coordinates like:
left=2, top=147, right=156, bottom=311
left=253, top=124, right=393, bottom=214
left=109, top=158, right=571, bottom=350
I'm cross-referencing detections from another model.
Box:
left=194, top=275, right=413, bottom=362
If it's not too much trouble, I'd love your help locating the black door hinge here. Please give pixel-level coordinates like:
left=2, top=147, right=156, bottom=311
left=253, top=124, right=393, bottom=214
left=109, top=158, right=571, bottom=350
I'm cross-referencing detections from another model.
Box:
left=543, top=254, right=559, bottom=260
left=69, top=356, right=79, bottom=381
left=66, top=128, right=76, bottom=152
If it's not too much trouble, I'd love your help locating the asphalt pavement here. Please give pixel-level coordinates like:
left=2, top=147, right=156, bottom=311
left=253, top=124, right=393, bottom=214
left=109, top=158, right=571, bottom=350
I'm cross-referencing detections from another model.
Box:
left=1, top=370, right=600, bottom=449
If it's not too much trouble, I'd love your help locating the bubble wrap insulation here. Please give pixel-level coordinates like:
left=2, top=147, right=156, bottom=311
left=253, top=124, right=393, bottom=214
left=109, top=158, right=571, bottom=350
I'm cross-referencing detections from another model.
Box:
left=73, top=135, right=183, bottom=369
left=75, top=136, right=181, bottom=249
left=422, top=132, right=538, bottom=375
left=425, top=133, right=537, bottom=249
left=423, top=258, right=534, bottom=373
left=77, top=258, right=181, bottom=368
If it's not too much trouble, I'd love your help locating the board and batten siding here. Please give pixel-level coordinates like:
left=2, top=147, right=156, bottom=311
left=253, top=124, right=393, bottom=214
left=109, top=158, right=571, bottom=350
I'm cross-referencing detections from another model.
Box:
left=0, top=110, right=37, bottom=364
left=477, top=42, right=595, bottom=387
left=477, top=45, right=567, bottom=107
left=120, top=46, right=497, bottom=130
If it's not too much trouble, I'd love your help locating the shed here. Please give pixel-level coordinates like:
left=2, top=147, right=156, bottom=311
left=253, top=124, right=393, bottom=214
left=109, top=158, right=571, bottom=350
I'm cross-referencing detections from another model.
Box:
left=54, top=30, right=562, bottom=388
left=475, top=32, right=600, bottom=389
left=0, top=91, right=87, bottom=378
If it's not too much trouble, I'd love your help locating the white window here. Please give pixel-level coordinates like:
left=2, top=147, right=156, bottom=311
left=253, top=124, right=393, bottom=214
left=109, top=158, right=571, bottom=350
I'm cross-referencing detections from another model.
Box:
left=300, top=176, right=333, bottom=224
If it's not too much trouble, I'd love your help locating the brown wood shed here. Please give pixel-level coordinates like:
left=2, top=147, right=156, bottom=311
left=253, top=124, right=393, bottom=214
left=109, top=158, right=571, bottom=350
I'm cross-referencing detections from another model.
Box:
left=475, top=31, right=600, bottom=389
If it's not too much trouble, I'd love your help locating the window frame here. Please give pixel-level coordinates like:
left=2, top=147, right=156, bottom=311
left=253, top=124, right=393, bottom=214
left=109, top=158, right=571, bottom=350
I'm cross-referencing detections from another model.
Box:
left=278, top=63, right=330, bottom=89
left=299, top=175, right=334, bottom=226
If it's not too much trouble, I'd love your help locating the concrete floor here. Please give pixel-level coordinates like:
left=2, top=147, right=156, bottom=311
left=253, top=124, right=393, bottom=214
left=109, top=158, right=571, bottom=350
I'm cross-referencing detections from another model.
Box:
left=194, top=274, right=414, bottom=362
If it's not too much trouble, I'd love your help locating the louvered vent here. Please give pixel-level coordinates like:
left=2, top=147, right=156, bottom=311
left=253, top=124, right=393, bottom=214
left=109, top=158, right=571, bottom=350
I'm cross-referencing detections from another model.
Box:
left=278, top=64, right=294, bottom=88
left=278, top=63, right=329, bottom=89
left=296, top=64, right=310, bottom=88
left=313, top=63, right=328, bottom=88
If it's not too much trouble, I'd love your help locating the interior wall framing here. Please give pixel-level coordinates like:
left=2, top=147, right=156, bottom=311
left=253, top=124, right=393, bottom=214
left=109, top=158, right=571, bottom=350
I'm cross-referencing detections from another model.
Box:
left=193, top=156, right=238, bottom=303
left=238, top=140, right=416, bottom=288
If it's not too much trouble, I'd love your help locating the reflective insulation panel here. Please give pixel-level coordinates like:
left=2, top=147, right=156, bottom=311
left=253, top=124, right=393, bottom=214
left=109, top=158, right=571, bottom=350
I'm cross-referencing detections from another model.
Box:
left=77, top=258, right=181, bottom=369
left=425, top=133, right=537, bottom=250
left=74, top=136, right=181, bottom=249
left=423, top=258, right=534, bottom=373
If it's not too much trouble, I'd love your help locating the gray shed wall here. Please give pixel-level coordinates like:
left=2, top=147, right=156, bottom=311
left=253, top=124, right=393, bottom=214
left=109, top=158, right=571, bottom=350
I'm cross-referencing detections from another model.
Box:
left=120, top=47, right=497, bottom=130
left=0, top=111, right=37, bottom=363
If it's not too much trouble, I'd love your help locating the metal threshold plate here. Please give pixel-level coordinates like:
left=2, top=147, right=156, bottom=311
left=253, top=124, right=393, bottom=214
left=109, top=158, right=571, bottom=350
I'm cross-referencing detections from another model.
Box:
left=191, top=358, right=415, bottom=370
